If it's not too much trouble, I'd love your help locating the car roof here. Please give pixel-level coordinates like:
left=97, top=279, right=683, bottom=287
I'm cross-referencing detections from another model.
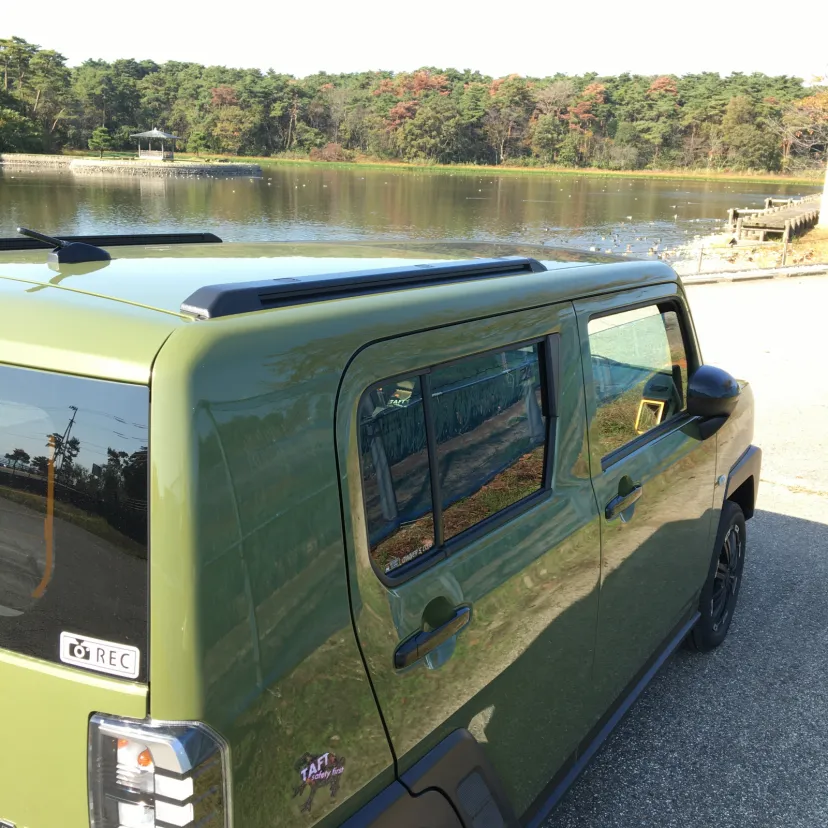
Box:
left=0, top=240, right=629, bottom=317
left=0, top=240, right=674, bottom=383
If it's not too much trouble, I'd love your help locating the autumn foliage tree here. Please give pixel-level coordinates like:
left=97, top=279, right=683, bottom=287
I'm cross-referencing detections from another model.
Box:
left=209, top=85, right=255, bottom=154
left=776, top=91, right=828, bottom=171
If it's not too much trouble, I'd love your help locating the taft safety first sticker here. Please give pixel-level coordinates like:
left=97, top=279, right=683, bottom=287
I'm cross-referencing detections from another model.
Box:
left=294, top=752, right=346, bottom=813
left=59, top=632, right=140, bottom=679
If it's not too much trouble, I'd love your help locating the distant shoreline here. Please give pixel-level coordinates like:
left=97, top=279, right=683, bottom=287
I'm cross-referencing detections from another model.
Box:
left=1, top=150, right=820, bottom=188
left=197, top=154, right=824, bottom=187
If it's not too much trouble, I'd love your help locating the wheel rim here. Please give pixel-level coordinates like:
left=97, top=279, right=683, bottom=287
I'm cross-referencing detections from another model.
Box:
left=710, top=523, right=742, bottom=632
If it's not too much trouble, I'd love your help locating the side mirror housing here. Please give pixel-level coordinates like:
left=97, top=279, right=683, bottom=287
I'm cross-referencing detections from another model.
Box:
left=687, top=365, right=740, bottom=419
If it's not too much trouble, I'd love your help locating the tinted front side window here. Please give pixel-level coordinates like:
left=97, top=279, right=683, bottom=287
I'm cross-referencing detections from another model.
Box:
left=431, top=344, right=546, bottom=540
left=0, top=365, right=148, bottom=678
left=588, top=305, right=689, bottom=457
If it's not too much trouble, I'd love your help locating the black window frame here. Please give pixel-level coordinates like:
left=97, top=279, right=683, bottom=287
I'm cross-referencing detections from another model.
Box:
left=586, top=297, right=699, bottom=471
left=357, top=334, right=559, bottom=586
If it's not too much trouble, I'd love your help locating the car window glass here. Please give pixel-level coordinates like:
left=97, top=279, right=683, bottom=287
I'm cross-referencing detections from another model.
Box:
left=359, top=376, right=434, bottom=573
left=588, top=306, right=688, bottom=457
left=430, top=343, right=546, bottom=541
left=0, top=365, right=148, bottom=673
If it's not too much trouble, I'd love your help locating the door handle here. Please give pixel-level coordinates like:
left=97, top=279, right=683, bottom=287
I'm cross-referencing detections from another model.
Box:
left=605, top=484, right=643, bottom=521
left=394, top=606, right=471, bottom=670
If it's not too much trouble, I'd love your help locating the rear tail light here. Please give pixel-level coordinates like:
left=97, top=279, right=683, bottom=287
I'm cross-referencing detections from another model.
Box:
left=88, top=714, right=231, bottom=828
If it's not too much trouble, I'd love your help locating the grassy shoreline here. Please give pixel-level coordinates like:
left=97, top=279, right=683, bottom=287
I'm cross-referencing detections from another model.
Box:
left=48, top=149, right=823, bottom=187
left=215, top=156, right=823, bottom=187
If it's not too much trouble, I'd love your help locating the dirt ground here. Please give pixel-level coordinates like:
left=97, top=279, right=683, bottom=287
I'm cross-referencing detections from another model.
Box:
left=791, top=225, right=828, bottom=265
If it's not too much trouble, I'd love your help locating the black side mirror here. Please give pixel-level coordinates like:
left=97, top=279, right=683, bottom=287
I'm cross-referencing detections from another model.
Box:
left=687, top=365, right=740, bottom=419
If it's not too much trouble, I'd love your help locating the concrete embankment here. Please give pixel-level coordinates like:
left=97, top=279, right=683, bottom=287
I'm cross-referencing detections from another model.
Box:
left=1, top=153, right=73, bottom=168
left=0, top=153, right=261, bottom=178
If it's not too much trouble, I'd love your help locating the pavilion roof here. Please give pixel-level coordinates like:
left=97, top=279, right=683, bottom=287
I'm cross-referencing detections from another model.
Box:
left=130, top=128, right=181, bottom=140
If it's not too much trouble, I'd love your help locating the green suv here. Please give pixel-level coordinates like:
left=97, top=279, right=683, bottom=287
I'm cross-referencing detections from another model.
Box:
left=0, top=233, right=760, bottom=828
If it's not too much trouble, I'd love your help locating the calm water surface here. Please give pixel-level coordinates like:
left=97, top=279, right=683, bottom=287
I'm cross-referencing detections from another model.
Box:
left=0, top=165, right=817, bottom=259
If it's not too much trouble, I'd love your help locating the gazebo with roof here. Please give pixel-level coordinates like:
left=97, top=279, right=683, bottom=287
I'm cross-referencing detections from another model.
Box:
left=130, top=128, right=182, bottom=161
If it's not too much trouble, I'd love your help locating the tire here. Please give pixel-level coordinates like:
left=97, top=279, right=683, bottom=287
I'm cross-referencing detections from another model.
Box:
left=686, top=500, right=746, bottom=652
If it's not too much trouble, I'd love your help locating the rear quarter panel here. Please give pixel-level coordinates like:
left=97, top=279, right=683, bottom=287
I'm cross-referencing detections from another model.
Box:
left=148, top=311, right=395, bottom=828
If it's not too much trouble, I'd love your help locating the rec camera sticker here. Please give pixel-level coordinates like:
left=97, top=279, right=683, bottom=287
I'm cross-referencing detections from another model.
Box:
left=293, top=751, right=346, bottom=813
left=59, top=632, right=140, bottom=679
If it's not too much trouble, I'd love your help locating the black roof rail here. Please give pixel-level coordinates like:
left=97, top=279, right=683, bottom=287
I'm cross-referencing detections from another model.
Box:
left=0, top=232, right=222, bottom=251
left=180, top=256, right=548, bottom=320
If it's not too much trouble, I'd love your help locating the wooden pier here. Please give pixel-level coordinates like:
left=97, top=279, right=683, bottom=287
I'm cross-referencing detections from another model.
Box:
left=727, top=193, right=821, bottom=243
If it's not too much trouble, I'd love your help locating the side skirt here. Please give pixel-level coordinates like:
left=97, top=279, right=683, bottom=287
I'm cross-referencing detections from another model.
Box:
left=522, top=610, right=700, bottom=828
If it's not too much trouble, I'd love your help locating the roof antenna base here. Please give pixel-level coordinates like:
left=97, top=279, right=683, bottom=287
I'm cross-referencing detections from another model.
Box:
left=17, top=227, right=111, bottom=265
left=48, top=243, right=111, bottom=265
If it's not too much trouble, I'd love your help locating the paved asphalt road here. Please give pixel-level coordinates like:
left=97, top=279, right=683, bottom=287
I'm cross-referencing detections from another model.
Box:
left=548, top=275, right=828, bottom=828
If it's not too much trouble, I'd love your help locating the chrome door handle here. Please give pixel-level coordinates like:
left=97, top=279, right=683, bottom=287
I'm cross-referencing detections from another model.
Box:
left=605, top=485, right=643, bottom=521
left=394, top=606, right=471, bottom=669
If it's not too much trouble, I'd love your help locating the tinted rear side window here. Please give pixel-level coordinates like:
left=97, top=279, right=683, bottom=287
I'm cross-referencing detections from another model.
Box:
left=0, top=365, right=148, bottom=679
left=359, top=376, right=434, bottom=572
left=430, top=344, right=546, bottom=540
left=358, top=339, right=552, bottom=577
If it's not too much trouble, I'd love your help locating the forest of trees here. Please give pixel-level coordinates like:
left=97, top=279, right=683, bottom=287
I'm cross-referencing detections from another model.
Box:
left=1, top=35, right=826, bottom=173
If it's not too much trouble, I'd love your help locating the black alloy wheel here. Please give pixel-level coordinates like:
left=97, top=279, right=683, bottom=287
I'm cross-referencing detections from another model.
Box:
left=710, top=522, right=742, bottom=633
left=686, top=500, right=747, bottom=652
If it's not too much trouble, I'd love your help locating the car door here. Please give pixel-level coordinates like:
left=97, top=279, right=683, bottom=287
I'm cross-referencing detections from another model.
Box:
left=335, top=302, right=601, bottom=819
left=574, top=283, right=718, bottom=711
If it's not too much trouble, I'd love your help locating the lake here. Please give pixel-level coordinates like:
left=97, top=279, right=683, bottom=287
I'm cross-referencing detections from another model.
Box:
left=0, top=164, right=818, bottom=261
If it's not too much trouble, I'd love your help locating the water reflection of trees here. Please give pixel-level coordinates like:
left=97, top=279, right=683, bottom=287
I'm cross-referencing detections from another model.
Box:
left=0, top=430, right=148, bottom=551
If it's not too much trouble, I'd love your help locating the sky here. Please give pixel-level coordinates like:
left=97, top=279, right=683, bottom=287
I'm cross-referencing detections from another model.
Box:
left=0, top=367, right=147, bottom=471
left=4, top=0, right=826, bottom=82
